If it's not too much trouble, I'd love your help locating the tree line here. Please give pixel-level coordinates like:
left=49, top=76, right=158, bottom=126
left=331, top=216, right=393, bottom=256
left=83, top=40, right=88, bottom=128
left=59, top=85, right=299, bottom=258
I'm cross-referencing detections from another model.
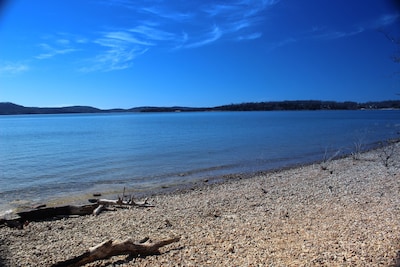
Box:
left=213, top=100, right=400, bottom=111
left=1, top=100, right=400, bottom=115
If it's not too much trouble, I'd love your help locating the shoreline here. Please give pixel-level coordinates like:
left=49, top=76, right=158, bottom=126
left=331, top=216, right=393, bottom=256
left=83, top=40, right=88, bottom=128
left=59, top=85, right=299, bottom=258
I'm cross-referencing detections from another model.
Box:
left=1, top=140, right=388, bottom=215
left=0, top=157, right=340, bottom=215
left=2, top=110, right=399, bottom=216
left=1, top=143, right=400, bottom=266
left=0, top=152, right=314, bottom=214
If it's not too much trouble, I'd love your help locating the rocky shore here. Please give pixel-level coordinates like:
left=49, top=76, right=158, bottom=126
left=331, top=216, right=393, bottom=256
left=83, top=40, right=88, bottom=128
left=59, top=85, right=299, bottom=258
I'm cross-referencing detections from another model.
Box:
left=1, top=143, right=399, bottom=266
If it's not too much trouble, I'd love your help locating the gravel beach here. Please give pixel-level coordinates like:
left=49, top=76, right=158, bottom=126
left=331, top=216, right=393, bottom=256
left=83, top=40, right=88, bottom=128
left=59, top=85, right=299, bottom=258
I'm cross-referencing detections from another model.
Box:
left=1, top=143, right=399, bottom=266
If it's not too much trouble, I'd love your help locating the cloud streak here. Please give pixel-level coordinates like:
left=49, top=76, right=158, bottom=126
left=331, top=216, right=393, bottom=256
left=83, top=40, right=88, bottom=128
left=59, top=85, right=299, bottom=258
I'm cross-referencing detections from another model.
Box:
left=36, top=44, right=78, bottom=59
left=79, top=46, right=148, bottom=72
left=35, top=34, right=81, bottom=60
left=314, top=27, right=365, bottom=41
left=77, top=0, right=280, bottom=71
left=267, top=12, right=400, bottom=52
left=311, top=12, right=399, bottom=42
left=0, top=62, right=30, bottom=75
left=373, top=13, right=399, bottom=28
left=80, top=31, right=151, bottom=72
left=8, top=1, right=398, bottom=73
left=183, top=25, right=222, bottom=48
left=237, top=32, right=263, bottom=41
left=28, top=2, right=399, bottom=72
left=109, top=0, right=276, bottom=46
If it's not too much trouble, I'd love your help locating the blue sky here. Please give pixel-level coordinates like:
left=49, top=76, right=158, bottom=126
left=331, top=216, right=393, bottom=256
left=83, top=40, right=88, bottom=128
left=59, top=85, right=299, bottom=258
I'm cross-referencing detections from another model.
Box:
left=0, top=0, right=399, bottom=109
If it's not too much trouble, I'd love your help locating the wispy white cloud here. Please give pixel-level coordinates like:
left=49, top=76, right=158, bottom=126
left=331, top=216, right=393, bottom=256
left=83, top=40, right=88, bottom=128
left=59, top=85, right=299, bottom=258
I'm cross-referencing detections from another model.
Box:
left=36, top=44, right=78, bottom=59
left=237, top=32, right=263, bottom=41
left=81, top=0, right=279, bottom=71
left=35, top=34, right=80, bottom=60
left=183, top=25, right=222, bottom=48
left=140, top=6, right=193, bottom=22
left=194, top=0, right=277, bottom=46
left=229, top=20, right=252, bottom=32
left=98, top=0, right=278, bottom=50
left=129, top=25, right=175, bottom=41
left=102, top=31, right=154, bottom=46
left=314, top=27, right=365, bottom=41
left=81, top=30, right=152, bottom=72
left=79, top=46, right=148, bottom=72
left=203, top=0, right=278, bottom=17
left=0, top=62, right=30, bottom=75
left=373, top=13, right=399, bottom=28
left=268, top=12, right=400, bottom=51
left=243, top=0, right=280, bottom=18
left=307, top=13, right=398, bottom=43
left=266, top=26, right=364, bottom=52
left=173, top=31, right=189, bottom=50
left=32, top=0, right=280, bottom=72
left=203, top=3, right=239, bottom=17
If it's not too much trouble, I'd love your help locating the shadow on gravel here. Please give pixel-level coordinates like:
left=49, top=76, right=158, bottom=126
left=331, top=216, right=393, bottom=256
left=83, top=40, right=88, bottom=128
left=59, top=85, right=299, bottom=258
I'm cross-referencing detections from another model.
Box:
left=393, top=251, right=400, bottom=267
left=0, top=236, right=8, bottom=267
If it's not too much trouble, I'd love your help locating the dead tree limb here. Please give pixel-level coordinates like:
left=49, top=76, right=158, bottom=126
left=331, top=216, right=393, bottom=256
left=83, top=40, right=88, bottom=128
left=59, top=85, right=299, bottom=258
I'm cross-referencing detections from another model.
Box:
left=92, top=204, right=105, bottom=216
left=97, top=198, right=154, bottom=208
left=52, top=236, right=180, bottom=267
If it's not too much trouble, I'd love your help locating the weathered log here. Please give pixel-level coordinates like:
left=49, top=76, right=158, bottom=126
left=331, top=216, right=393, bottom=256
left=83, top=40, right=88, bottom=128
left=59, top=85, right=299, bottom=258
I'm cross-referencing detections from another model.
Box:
left=16, top=204, right=98, bottom=224
left=97, top=198, right=155, bottom=208
left=2, top=196, right=155, bottom=227
left=1, top=204, right=99, bottom=228
left=52, top=236, right=180, bottom=267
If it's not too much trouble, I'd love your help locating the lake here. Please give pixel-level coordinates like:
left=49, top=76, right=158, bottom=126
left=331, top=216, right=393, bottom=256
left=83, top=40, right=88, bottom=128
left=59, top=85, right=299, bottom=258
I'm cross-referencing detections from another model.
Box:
left=0, top=110, right=399, bottom=213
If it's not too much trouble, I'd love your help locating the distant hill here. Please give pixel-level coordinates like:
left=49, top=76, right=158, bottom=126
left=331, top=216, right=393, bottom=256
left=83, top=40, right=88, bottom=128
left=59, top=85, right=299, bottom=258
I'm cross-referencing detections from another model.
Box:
left=0, top=100, right=399, bottom=115
left=0, top=102, right=209, bottom=115
left=0, top=102, right=102, bottom=115
left=0, top=103, right=27, bottom=115
left=128, top=106, right=209, bottom=112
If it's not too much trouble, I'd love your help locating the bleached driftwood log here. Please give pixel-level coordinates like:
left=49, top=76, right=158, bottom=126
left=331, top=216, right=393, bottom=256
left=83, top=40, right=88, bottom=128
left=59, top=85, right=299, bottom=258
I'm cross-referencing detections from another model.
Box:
left=92, top=204, right=105, bottom=216
left=88, top=188, right=155, bottom=216
left=99, top=197, right=154, bottom=207
left=88, top=197, right=154, bottom=216
left=52, top=236, right=180, bottom=267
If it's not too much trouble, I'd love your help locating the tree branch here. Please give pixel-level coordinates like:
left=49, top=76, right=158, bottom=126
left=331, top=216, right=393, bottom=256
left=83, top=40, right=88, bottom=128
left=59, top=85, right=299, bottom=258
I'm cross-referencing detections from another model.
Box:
left=52, top=236, right=180, bottom=267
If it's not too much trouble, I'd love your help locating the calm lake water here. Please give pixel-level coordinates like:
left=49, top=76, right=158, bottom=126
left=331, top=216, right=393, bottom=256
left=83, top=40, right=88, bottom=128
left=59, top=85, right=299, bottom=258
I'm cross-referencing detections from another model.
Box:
left=0, top=110, right=399, bottom=212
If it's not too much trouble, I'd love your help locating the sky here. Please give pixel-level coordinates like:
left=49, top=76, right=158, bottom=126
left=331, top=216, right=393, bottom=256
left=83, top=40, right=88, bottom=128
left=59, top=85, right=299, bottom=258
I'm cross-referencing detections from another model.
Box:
left=0, top=0, right=399, bottom=109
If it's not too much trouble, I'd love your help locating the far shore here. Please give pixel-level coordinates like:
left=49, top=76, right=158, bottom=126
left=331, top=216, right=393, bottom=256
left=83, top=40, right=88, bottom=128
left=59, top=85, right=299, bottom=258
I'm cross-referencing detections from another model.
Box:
left=1, top=142, right=400, bottom=266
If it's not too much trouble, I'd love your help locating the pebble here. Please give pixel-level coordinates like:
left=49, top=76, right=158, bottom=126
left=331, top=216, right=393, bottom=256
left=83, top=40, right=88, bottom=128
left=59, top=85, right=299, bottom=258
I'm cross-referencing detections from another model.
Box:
left=0, top=143, right=399, bottom=266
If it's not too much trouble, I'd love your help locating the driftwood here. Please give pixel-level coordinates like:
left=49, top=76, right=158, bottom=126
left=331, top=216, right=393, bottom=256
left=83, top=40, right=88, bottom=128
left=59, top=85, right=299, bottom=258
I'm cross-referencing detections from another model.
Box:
left=18, top=204, right=98, bottom=221
left=96, top=197, right=154, bottom=207
left=1, top=204, right=99, bottom=228
left=1, top=188, right=155, bottom=227
left=1, top=197, right=155, bottom=227
left=92, top=204, right=105, bottom=216
left=52, top=236, right=180, bottom=267
left=89, top=197, right=154, bottom=216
